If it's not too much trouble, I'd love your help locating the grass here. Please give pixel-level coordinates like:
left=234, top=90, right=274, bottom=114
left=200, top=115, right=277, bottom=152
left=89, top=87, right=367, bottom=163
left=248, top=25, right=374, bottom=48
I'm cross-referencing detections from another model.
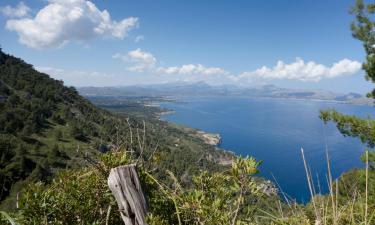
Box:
left=0, top=211, right=18, bottom=225
left=263, top=148, right=374, bottom=225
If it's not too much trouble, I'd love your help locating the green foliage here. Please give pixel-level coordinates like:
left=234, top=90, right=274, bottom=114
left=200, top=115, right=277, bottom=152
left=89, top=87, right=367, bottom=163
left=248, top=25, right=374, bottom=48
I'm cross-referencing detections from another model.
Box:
left=53, top=129, right=62, bottom=141
left=2, top=1, right=375, bottom=223
left=13, top=153, right=270, bottom=225
left=176, top=157, right=262, bottom=225
left=319, top=0, right=375, bottom=165
left=338, top=168, right=375, bottom=210
left=0, top=49, right=151, bottom=206
left=141, top=157, right=276, bottom=225
left=0, top=211, right=19, bottom=225
left=320, top=109, right=375, bottom=148
left=17, top=152, right=130, bottom=225
left=12, top=150, right=374, bottom=225
left=350, top=0, right=375, bottom=98
left=0, top=48, right=109, bottom=205
left=0, top=48, right=233, bottom=210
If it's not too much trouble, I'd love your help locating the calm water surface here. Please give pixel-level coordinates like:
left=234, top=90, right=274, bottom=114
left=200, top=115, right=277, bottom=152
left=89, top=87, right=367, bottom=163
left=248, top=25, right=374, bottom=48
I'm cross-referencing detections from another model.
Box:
left=160, top=96, right=374, bottom=202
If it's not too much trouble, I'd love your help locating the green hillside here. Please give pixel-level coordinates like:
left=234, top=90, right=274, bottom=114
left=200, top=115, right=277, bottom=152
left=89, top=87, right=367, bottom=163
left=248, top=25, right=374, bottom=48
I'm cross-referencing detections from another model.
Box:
left=0, top=48, right=124, bottom=208
left=0, top=40, right=373, bottom=223
left=0, top=49, right=231, bottom=210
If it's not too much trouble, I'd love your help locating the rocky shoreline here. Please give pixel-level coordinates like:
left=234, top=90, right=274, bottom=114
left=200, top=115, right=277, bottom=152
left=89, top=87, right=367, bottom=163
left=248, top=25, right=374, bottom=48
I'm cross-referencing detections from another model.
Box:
left=196, top=130, right=221, bottom=146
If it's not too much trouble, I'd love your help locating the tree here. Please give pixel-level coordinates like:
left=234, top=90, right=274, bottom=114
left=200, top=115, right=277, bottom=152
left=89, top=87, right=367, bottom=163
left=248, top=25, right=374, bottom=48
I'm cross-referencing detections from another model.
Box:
left=54, top=129, right=62, bottom=141
left=319, top=3, right=375, bottom=210
left=351, top=0, right=375, bottom=98
left=321, top=0, right=375, bottom=154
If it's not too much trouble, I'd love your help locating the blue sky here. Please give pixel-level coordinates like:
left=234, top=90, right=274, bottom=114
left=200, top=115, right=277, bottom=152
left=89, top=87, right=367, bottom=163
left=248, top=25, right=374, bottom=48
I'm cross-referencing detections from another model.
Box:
left=0, top=0, right=373, bottom=94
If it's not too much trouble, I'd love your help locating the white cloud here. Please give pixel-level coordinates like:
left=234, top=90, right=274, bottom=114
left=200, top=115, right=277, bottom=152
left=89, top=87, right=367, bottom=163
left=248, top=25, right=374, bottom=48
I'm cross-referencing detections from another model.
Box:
left=134, top=35, right=144, bottom=42
left=0, top=2, right=30, bottom=18
left=239, top=58, right=362, bottom=82
left=328, top=59, right=362, bottom=77
left=112, top=49, right=361, bottom=86
left=113, top=48, right=156, bottom=72
left=157, top=64, right=228, bottom=76
left=114, top=49, right=229, bottom=77
left=5, top=0, right=138, bottom=49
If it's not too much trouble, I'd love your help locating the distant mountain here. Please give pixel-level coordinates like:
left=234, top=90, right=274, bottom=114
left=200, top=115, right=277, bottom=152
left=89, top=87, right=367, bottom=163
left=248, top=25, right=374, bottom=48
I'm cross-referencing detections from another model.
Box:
left=78, top=82, right=374, bottom=105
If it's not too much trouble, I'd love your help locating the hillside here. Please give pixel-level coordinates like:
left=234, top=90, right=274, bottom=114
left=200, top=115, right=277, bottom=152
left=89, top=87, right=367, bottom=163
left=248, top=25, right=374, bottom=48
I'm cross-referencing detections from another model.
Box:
left=0, top=49, right=232, bottom=210
left=0, top=48, right=126, bottom=208
left=0, top=49, right=373, bottom=224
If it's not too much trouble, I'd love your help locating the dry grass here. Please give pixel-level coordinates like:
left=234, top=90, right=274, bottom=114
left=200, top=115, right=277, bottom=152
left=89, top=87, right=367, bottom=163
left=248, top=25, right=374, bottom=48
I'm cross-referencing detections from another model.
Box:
left=265, top=148, right=373, bottom=225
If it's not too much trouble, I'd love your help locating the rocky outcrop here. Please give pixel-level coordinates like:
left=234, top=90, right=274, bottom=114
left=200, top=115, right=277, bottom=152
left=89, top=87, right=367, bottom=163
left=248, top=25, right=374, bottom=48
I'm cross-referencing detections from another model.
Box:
left=258, top=180, right=278, bottom=197
left=196, top=131, right=221, bottom=146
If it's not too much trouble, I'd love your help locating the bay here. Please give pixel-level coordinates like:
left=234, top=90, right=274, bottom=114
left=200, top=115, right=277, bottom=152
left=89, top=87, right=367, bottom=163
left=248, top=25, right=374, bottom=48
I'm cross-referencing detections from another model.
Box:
left=160, top=96, right=374, bottom=202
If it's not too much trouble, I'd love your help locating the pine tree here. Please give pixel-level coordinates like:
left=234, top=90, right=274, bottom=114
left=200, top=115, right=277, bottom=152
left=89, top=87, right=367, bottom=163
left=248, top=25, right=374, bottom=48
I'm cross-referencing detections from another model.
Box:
left=321, top=0, right=375, bottom=155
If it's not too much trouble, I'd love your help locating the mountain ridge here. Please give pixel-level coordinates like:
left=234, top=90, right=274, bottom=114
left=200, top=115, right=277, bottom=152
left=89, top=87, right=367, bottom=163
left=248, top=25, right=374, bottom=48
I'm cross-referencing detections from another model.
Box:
left=78, top=82, right=374, bottom=105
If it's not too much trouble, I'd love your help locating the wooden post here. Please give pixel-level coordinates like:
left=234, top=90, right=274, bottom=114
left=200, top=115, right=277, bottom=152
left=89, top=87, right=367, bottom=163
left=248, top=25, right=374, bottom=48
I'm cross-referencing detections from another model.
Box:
left=108, top=164, right=148, bottom=225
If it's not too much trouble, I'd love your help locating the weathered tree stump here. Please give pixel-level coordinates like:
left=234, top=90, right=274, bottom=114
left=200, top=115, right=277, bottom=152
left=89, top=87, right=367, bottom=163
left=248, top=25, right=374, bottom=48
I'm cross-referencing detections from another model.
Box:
left=108, top=164, right=148, bottom=225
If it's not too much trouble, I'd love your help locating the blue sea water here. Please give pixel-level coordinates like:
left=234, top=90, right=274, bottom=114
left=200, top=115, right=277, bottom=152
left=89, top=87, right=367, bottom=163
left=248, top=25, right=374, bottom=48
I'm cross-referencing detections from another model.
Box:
left=160, top=96, right=374, bottom=202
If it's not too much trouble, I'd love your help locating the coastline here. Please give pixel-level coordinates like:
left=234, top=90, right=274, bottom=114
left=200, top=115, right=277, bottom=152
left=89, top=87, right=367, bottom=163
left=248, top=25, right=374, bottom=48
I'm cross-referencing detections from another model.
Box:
left=145, top=95, right=369, bottom=201
left=155, top=94, right=374, bottom=106
left=154, top=102, right=222, bottom=147
left=195, top=130, right=221, bottom=146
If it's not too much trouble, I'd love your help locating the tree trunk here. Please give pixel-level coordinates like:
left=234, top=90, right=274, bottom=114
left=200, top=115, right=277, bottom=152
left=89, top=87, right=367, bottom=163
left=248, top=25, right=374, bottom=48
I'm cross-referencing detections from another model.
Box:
left=108, top=164, right=148, bottom=225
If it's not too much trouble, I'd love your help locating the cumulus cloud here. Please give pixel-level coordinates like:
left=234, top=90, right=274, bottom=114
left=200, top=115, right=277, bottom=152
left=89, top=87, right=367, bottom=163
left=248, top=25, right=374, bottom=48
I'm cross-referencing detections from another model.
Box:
left=5, top=0, right=138, bottom=49
left=0, top=2, right=30, bottom=18
left=114, top=48, right=228, bottom=76
left=157, top=64, right=228, bottom=76
left=112, top=49, right=361, bottom=85
left=113, top=48, right=156, bottom=72
left=239, top=58, right=362, bottom=82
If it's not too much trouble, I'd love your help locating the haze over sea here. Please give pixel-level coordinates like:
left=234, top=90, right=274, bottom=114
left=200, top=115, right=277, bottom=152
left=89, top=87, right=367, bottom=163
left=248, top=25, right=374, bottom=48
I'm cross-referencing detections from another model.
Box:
left=161, top=96, right=374, bottom=202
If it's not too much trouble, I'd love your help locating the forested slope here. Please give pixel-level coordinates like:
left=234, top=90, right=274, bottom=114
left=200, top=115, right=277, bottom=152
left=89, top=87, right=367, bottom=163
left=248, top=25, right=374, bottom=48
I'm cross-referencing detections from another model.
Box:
left=0, top=49, right=231, bottom=210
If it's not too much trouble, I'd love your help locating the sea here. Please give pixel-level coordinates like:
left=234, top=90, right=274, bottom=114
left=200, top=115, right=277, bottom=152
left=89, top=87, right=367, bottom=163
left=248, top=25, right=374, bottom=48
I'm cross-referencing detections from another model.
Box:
left=160, top=96, right=374, bottom=202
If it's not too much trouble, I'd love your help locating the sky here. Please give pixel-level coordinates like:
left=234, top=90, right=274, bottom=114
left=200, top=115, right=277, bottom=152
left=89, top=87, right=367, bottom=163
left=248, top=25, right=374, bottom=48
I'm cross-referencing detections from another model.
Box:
left=0, top=0, right=373, bottom=94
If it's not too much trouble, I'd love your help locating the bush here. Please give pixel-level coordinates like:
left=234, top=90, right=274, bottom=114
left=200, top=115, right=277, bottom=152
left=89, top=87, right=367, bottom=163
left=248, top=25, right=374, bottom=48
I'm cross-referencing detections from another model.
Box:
left=18, top=151, right=131, bottom=225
